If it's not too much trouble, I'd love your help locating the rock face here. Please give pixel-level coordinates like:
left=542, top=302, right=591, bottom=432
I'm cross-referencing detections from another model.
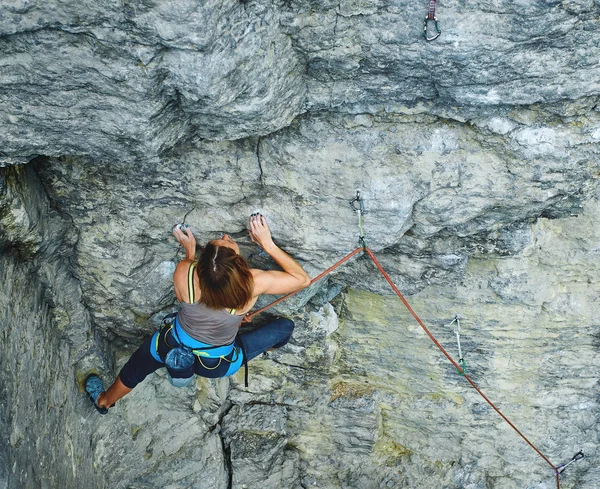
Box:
left=1, top=1, right=599, bottom=489
left=2, top=0, right=599, bottom=164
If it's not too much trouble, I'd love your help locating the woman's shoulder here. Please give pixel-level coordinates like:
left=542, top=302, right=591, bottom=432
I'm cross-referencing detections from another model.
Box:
left=249, top=268, right=268, bottom=295
left=174, top=259, right=195, bottom=279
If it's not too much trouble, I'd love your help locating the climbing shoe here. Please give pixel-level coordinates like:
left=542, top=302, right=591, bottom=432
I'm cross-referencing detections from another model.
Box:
left=85, top=374, right=109, bottom=415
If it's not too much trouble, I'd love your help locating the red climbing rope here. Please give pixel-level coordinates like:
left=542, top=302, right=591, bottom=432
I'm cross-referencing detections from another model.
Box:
left=246, top=245, right=561, bottom=488
left=243, top=246, right=364, bottom=322
left=364, top=248, right=561, bottom=489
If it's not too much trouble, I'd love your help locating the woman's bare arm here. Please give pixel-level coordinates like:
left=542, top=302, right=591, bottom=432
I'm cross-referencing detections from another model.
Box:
left=249, top=214, right=310, bottom=296
left=172, top=225, right=198, bottom=302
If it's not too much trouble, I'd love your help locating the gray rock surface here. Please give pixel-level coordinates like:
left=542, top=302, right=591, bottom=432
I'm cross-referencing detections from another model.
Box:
left=1, top=1, right=599, bottom=488
left=1, top=1, right=599, bottom=164
left=1, top=0, right=306, bottom=164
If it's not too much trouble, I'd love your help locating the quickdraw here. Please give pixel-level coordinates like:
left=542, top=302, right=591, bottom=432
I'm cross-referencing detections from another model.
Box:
left=556, top=451, right=584, bottom=475
left=424, top=0, right=441, bottom=41
left=349, top=190, right=366, bottom=250
left=448, top=315, right=466, bottom=375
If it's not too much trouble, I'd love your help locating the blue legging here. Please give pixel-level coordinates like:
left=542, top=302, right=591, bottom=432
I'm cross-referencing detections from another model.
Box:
left=119, top=317, right=294, bottom=389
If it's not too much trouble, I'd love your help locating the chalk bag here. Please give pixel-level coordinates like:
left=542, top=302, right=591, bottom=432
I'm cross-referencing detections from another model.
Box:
left=165, top=346, right=195, bottom=388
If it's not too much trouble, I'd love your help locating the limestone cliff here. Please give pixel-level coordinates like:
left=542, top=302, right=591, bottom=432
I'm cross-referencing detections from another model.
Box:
left=0, top=1, right=599, bottom=488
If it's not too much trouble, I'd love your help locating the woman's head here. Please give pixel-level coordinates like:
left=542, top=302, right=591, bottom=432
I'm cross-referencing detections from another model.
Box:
left=196, top=235, right=253, bottom=310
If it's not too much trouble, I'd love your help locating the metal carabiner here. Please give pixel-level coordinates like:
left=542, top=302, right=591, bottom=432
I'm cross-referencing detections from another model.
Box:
left=556, top=451, right=585, bottom=474
left=349, top=190, right=365, bottom=214
left=448, top=315, right=466, bottom=375
left=424, top=16, right=441, bottom=41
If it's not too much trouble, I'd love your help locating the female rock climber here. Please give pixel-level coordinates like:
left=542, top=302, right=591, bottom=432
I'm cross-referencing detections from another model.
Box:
left=85, top=213, right=310, bottom=414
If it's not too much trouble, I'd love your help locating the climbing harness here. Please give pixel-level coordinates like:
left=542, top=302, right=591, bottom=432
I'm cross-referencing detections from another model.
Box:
left=349, top=190, right=367, bottom=250
left=447, top=315, right=466, bottom=375
left=156, top=315, right=246, bottom=386
left=156, top=315, right=236, bottom=359
left=242, top=192, right=585, bottom=489
left=556, top=451, right=584, bottom=475
left=424, top=0, right=441, bottom=41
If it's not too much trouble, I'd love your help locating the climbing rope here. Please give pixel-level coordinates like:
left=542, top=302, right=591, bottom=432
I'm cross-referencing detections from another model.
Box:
left=245, top=245, right=575, bottom=488
left=243, top=246, right=364, bottom=322
left=365, top=247, right=561, bottom=488
left=242, top=193, right=587, bottom=487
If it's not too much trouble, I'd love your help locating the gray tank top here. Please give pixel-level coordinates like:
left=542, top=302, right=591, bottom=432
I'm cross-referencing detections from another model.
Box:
left=177, top=262, right=243, bottom=345
left=177, top=301, right=242, bottom=345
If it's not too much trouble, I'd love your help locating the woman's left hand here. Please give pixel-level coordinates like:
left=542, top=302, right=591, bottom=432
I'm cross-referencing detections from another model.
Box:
left=173, top=224, right=196, bottom=260
left=248, top=213, right=275, bottom=251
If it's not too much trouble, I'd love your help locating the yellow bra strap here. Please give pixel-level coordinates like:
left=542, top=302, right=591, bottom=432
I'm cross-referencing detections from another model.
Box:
left=188, top=262, right=196, bottom=303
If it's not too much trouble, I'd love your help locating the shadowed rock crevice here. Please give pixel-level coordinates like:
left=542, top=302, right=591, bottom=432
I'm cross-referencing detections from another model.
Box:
left=0, top=163, right=102, bottom=489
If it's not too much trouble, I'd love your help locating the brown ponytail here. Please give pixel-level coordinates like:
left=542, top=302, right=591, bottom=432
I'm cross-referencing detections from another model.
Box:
left=196, top=243, right=254, bottom=310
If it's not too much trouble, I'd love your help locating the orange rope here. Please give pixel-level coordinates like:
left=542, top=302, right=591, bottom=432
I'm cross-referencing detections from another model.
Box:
left=365, top=247, right=560, bottom=489
left=243, top=246, right=364, bottom=322
left=245, top=244, right=561, bottom=488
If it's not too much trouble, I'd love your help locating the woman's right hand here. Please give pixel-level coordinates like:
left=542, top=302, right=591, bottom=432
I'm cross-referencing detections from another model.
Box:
left=248, top=213, right=274, bottom=251
left=173, top=224, right=197, bottom=260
